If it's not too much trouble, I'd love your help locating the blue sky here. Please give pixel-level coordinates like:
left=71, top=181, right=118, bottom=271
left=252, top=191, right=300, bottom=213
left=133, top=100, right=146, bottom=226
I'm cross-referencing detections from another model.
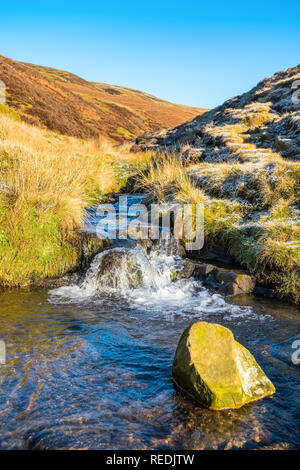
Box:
left=0, top=1, right=299, bottom=108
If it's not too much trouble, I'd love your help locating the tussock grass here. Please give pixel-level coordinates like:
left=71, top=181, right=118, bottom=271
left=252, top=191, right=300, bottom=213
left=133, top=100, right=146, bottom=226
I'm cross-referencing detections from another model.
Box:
left=137, top=151, right=300, bottom=302
left=0, top=113, right=150, bottom=286
left=136, top=153, right=204, bottom=204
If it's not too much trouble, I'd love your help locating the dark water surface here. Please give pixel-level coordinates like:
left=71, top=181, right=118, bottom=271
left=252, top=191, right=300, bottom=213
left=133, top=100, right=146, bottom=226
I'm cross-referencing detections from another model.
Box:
left=0, top=197, right=299, bottom=449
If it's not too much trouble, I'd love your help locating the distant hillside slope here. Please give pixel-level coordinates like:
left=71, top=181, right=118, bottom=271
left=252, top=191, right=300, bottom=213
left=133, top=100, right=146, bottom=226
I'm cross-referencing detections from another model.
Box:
left=134, top=63, right=300, bottom=161
left=0, top=54, right=206, bottom=142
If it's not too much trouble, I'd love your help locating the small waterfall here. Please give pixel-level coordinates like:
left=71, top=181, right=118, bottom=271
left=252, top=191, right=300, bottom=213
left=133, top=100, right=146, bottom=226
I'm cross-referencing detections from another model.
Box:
left=49, top=235, right=255, bottom=320
left=49, top=195, right=254, bottom=319
left=49, top=238, right=192, bottom=302
left=80, top=245, right=158, bottom=293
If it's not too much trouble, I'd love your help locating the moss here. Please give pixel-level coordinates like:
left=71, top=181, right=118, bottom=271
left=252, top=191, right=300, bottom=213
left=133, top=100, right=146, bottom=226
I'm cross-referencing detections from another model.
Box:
left=170, top=271, right=180, bottom=281
left=110, top=126, right=137, bottom=141
left=173, top=322, right=275, bottom=410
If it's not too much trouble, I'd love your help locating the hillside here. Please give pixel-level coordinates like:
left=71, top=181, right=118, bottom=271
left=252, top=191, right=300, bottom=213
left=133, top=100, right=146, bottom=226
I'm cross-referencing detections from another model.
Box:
left=135, top=65, right=300, bottom=303
left=134, top=64, right=300, bottom=157
left=0, top=54, right=206, bottom=142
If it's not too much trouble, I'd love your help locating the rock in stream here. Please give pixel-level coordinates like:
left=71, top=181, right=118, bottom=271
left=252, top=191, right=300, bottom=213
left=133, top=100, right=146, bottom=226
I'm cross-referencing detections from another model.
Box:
left=173, top=321, right=275, bottom=410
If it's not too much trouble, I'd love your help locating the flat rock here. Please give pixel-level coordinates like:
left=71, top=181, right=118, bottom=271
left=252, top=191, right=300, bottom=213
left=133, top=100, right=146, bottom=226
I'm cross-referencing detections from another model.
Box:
left=180, top=260, right=215, bottom=279
left=216, top=270, right=256, bottom=295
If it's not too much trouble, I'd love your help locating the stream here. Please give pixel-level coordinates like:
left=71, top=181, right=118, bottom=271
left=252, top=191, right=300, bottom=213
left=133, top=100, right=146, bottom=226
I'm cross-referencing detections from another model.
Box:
left=0, top=195, right=299, bottom=449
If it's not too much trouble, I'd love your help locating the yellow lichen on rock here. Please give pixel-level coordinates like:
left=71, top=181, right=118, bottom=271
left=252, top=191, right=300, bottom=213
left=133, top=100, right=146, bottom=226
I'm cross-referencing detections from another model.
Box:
left=172, top=321, right=275, bottom=410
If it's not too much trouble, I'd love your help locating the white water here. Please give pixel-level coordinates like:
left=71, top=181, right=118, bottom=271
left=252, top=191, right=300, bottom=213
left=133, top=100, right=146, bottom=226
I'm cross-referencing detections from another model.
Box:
left=49, top=239, right=259, bottom=321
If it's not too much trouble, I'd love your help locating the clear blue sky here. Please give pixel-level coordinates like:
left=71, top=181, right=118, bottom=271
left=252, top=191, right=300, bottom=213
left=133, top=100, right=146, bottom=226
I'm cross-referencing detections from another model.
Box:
left=1, top=1, right=299, bottom=108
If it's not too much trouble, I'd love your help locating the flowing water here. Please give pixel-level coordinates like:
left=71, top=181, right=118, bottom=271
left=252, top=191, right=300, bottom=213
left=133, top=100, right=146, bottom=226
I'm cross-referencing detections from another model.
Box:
left=0, top=195, right=299, bottom=449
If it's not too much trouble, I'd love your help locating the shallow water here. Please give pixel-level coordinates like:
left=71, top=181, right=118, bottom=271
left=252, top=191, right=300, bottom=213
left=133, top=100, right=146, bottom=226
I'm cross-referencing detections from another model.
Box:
left=0, top=196, right=299, bottom=449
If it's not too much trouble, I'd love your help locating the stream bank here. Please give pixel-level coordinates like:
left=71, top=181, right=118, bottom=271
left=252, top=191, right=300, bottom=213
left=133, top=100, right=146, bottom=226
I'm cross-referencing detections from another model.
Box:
left=0, top=194, right=299, bottom=449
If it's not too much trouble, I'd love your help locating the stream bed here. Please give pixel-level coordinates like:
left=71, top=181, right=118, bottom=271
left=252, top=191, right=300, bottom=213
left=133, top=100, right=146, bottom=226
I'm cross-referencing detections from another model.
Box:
left=0, top=195, right=299, bottom=449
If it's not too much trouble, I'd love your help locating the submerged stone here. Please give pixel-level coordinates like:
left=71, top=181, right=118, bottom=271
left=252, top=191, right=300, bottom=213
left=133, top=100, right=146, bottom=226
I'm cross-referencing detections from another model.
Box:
left=172, top=321, right=275, bottom=410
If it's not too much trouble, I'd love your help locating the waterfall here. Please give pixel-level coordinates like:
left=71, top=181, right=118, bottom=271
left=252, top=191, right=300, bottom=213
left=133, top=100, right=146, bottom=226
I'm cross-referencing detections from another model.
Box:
left=49, top=195, right=254, bottom=319
left=49, top=236, right=254, bottom=320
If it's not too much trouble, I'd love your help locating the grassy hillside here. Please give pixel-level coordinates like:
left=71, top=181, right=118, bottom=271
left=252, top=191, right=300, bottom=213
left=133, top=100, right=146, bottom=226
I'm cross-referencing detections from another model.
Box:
left=0, top=107, right=151, bottom=286
left=0, top=54, right=206, bottom=142
left=135, top=65, right=300, bottom=303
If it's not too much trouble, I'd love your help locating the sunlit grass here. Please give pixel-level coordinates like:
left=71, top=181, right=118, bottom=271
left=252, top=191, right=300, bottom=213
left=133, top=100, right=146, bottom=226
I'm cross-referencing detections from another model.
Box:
left=0, top=112, right=151, bottom=285
left=136, top=150, right=300, bottom=302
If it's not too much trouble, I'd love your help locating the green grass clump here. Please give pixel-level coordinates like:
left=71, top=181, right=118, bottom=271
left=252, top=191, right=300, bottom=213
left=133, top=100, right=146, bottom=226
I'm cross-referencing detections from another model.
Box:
left=204, top=200, right=244, bottom=248
left=0, top=104, right=20, bottom=121
left=116, top=126, right=137, bottom=140
left=227, top=223, right=300, bottom=302
left=0, top=198, right=79, bottom=285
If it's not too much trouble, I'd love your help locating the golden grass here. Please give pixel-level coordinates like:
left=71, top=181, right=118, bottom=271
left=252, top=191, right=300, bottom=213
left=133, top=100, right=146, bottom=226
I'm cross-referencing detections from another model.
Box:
left=136, top=153, right=204, bottom=204
left=1, top=117, right=111, bottom=230
left=0, top=112, right=151, bottom=285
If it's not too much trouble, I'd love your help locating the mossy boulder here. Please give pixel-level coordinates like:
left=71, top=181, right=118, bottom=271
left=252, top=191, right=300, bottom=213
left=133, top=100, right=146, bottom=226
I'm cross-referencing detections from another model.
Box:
left=172, top=322, right=275, bottom=410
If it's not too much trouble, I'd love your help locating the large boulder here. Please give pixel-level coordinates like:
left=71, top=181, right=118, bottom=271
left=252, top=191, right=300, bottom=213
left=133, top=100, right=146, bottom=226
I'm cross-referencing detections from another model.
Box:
left=172, top=322, right=275, bottom=410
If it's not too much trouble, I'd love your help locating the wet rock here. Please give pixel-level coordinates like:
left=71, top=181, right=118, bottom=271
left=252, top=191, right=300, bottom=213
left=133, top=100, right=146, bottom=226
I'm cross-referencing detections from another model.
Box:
left=254, top=286, right=276, bottom=299
left=180, top=260, right=215, bottom=279
left=176, top=241, right=186, bottom=257
left=95, top=248, right=143, bottom=289
left=180, top=260, right=198, bottom=279
left=179, top=260, right=256, bottom=296
left=32, top=272, right=81, bottom=289
left=80, top=233, right=109, bottom=270
left=187, top=248, right=236, bottom=266
left=195, top=263, right=215, bottom=277
left=216, top=270, right=256, bottom=295
left=172, top=322, right=275, bottom=410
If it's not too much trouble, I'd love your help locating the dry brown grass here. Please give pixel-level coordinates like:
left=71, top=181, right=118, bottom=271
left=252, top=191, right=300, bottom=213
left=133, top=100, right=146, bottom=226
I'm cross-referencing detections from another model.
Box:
left=0, top=116, right=117, bottom=230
